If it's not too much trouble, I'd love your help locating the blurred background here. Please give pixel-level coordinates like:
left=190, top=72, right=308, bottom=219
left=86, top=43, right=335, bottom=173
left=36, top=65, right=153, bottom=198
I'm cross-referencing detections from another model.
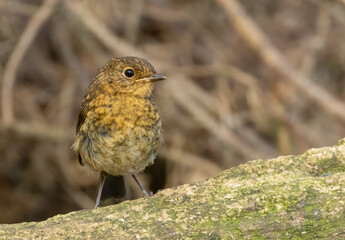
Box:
left=1, top=0, right=345, bottom=223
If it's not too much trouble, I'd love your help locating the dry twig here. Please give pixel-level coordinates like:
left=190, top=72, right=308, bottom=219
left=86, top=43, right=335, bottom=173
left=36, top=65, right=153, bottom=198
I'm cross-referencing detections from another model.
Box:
left=1, top=0, right=58, bottom=126
left=0, top=120, right=72, bottom=142
left=168, top=76, right=260, bottom=160
left=64, top=0, right=144, bottom=58
left=217, top=0, right=345, bottom=122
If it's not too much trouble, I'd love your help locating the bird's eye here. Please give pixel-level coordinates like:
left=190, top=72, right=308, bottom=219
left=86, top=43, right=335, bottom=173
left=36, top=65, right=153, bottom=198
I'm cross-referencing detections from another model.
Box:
left=124, top=68, right=135, bottom=78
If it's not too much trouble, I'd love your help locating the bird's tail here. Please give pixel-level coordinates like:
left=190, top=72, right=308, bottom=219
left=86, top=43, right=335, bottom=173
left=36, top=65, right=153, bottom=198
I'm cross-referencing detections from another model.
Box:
left=99, top=175, right=131, bottom=207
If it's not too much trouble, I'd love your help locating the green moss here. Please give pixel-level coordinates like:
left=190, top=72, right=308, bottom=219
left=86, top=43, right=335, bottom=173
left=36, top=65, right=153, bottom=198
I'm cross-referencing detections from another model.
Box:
left=336, top=138, right=345, bottom=146
left=316, top=154, right=343, bottom=175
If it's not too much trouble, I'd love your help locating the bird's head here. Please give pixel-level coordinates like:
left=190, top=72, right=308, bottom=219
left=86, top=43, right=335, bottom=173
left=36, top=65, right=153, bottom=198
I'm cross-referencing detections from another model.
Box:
left=96, top=57, right=166, bottom=97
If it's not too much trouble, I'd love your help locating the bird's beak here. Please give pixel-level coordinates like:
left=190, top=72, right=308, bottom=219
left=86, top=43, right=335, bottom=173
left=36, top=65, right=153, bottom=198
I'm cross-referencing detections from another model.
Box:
left=138, top=74, right=166, bottom=83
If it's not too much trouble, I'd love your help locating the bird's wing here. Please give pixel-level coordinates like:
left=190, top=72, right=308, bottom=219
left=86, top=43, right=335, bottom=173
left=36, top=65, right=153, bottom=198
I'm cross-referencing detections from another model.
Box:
left=76, top=102, right=90, bottom=166
left=76, top=103, right=88, bottom=134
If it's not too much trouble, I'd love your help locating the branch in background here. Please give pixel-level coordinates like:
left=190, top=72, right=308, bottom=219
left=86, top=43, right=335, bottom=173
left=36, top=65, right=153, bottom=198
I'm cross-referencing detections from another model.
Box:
left=64, top=0, right=144, bottom=58
left=0, top=120, right=72, bottom=142
left=217, top=0, right=345, bottom=123
left=160, top=147, right=221, bottom=177
left=0, top=1, right=38, bottom=16
left=168, top=76, right=261, bottom=160
left=1, top=0, right=59, bottom=126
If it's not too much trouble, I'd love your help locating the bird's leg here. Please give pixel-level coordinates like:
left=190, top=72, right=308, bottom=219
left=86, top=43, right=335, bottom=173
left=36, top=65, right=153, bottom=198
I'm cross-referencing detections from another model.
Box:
left=132, top=174, right=151, bottom=197
left=95, top=172, right=107, bottom=208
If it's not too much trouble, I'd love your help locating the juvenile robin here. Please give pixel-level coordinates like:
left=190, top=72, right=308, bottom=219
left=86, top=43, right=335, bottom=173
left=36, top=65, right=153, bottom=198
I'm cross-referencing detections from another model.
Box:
left=72, top=57, right=166, bottom=208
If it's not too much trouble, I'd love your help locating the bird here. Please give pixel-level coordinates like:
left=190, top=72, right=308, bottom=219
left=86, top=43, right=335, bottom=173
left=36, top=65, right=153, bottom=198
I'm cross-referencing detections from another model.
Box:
left=72, top=57, right=166, bottom=208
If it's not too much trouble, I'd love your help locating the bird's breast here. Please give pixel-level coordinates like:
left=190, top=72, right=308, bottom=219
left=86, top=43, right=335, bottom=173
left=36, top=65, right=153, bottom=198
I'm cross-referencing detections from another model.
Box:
left=75, top=95, right=162, bottom=175
left=94, top=95, right=160, bottom=130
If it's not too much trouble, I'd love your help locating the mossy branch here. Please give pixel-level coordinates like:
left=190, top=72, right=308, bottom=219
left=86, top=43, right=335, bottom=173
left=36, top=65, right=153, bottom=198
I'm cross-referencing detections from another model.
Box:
left=1, top=139, right=345, bottom=239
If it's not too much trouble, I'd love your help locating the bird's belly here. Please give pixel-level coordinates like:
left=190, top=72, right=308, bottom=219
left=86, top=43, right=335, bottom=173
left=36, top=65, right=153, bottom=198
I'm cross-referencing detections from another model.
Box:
left=78, top=125, right=161, bottom=176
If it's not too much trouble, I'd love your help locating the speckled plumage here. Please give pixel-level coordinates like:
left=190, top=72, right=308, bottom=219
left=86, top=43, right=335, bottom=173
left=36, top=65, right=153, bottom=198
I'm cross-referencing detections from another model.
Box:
left=73, top=57, right=164, bottom=177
